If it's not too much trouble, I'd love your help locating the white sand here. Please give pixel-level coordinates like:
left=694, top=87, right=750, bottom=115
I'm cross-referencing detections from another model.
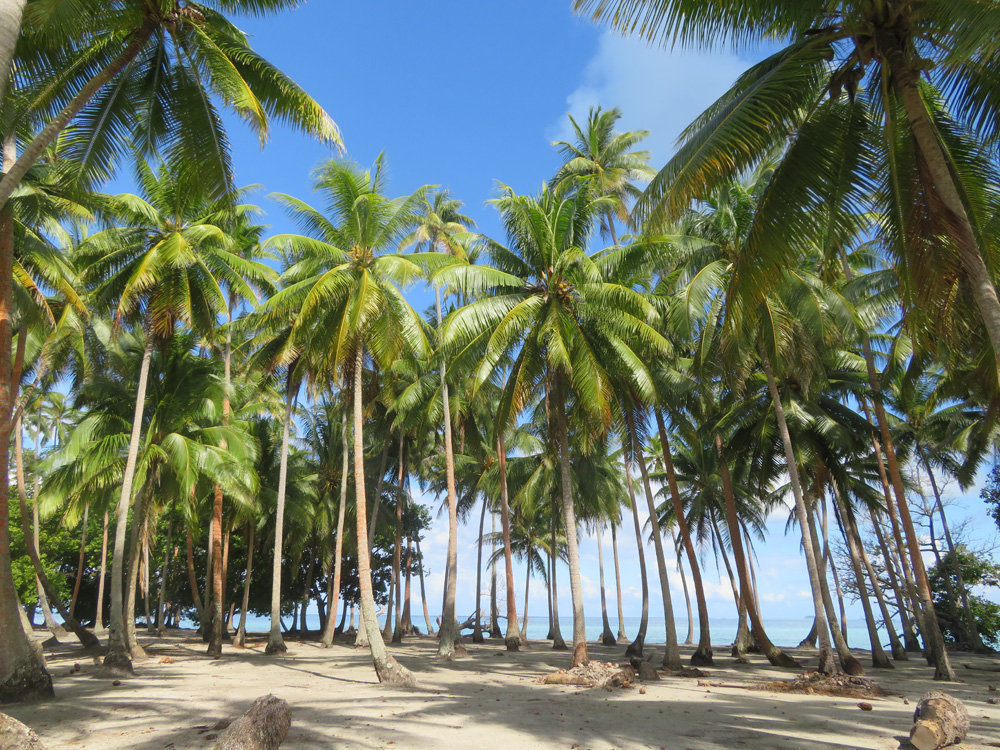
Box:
left=5, top=630, right=1000, bottom=749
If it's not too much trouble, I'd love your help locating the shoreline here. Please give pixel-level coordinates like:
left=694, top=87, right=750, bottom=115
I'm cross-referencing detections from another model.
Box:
left=4, top=628, right=999, bottom=749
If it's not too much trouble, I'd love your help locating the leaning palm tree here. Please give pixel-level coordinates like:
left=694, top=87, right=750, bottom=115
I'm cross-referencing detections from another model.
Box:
left=249, top=155, right=434, bottom=686
left=552, top=106, right=655, bottom=244
left=76, top=160, right=271, bottom=676
left=441, top=179, right=669, bottom=667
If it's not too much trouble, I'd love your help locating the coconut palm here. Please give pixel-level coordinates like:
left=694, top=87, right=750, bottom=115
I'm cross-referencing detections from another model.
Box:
left=248, top=154, right=434, bottom=685
left=400, top=191, right=476, bottom=657
left=76, top=160, right=271, bottom=676
left=441, top=178, right=669, bottom=667
left=552, top=105, right=655, bottom=244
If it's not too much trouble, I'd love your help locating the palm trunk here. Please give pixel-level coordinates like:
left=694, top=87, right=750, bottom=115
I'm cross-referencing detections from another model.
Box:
left=918, top=443, right=987, bottom=652
left=675, top=536, right=693, bottom=646
left=321, top=394, right=350, bottom=647
left=871, top=506, right=920, bottom=651
left=69, top=504, right=89, bottom=619
left=435, top=286, right=461, bottom=659
left=552, top=377, right=587, bottom=667
left=101, top=326, right=154, bottom=676
left=265, top=388, right=294, bottom=655
left=0, top=174, right=50, bottom=697
left=355, top=436, right=390, bottom=650
left=624, top=459, right=649, bottom=658
left=550, top=492, right=566, bottom=649
left=715, top=433, right=797, bottom=667
left=402, top=536, right=413, bottom=634
left=472, top=497, right=487, bottom=643
left=832, top=482, right=893, bottom=668
left=15, top=418, right=98, bottom=648
left=94, top=508, right=109, bottom=635
left=521, top=548, right=531, bottom=636
left=351, top=343, right=414, bottom=686
left=627, top=410, right=680, bottom=669
left=155, top=504, right=175, bottom=634
left=207, top=319, right=232, bottom=656
left=235, top=522, right=254, bottom=648
left=0, top=1, right=26, bottom=104
left=597, top=524, right=616, bottom=645
left=489, top=514, right=501, bottom=638
left=186, top=529, right=204, bottom=622
left=300, top=553, right=316, bottom=634
left=803, top=495, right=863, bottom=674
left=416, top=536, right=435, bottom=637
left=123, top=491, right=150, bottom=660
left=0, top=21, right=156, bottom=211
left=202, top=518, right=214, bottom=637
left=856, top=519, right=906, bottom=659
left=822, top=498, right=849, bottom=642
left=655, top=409, right=712, bottom=665
left=545, top=550, right=554, bottom=641
left=29, top=431, right=63, bottom=640
left=713, top=516, right=750, bottom=656
left=761, top=354, right=838, bottom=674
left=389, top=438, right=405, bottom=644
left=611, top=523, right=627, bottom=642
left=498, top=433, right=522, bottom=650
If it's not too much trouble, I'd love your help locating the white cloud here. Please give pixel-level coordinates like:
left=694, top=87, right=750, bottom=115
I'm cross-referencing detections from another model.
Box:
left=549, top=33, right=753, bottom=168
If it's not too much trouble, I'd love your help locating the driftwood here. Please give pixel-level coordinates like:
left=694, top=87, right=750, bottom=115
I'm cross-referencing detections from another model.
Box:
left=909, top=691, right=969, bottom=750
left=962, top=663, right=1000, bottom=673
left=0, top=713, right=46, bottom=750
left=214, top=695, right=291, bottom=750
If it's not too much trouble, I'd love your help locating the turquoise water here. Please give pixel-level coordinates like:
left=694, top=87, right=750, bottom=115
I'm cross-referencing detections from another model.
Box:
left=234, top=612, right=886, bottom=650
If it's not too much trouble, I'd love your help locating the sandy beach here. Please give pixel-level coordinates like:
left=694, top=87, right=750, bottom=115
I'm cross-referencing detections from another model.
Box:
left=4, top=630, right=999, bottom=750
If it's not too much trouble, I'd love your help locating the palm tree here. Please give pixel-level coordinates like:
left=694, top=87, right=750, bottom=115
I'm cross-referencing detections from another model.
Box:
left=552, top=106, right=655, bottom=244
left=77, top=161, right=270, bottom=676
left=249, top=155, right=433, bottom=686
left=400, top=190, right=476, bottom=657
left=574, top=0, right=1000, bottom=680
left=0, top=0, right=24, bottom=102
left=441, top=179, right=669, bottom=667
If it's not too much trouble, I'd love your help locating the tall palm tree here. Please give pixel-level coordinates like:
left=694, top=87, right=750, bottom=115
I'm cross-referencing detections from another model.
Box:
left=249, top=155, right=433, bottom=686
left=401, top=191, right=476, bottom=657
left=441, top=179, right=669, bottom=667
left=552, top=106, right=655, bottom=245
left=77, top=160, right=270, bottom=676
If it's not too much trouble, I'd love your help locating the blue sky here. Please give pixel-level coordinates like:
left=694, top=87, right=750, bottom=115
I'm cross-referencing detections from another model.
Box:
left=184, top=2, right=998, bottom=635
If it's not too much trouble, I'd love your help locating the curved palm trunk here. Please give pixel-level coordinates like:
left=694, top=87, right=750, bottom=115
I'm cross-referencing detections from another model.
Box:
left=761, top=356, right=839, bottom=674
left=402, top=537, right=413, bottom=634
left=0, top=177, right=51, bottom=698
left=265, top=389, right=294, bottom=655
left=351, top=343, right=415, bottom=686
left=822, top=500, right=849, bottom=642
left=102, top=327, right=155, bottom=676
left=918, top=443, right=987, bottom=652
left=628, top=411, right=680, bottom=670
left=321, top=397, right=350, bottom=648
left=715, top=433, right=797, bottom=668
left=235, top=523, right=254, bottom=648
left=832, top=483, right=893, bottom=668
left=611, top=523, right=627, bottom=642
left=870, top=505, right=919, bottom=652
left=624, top=460, right=649, bottom=658
left=186, top=530, right=204, bottom=622
left=597, top=525, right=616, bottom=646
left=69, top=504, right=89, bottom=619
left=839, top=224, right=954, bottom=681
left=388, top=439, right=405, bottom=644
left=655, top=410, right=713, bottom=665
left=14, top=419, right=97, bottom=648
left=30, top=463, right=63, bottom=640
left=552, top=379, right=587, bottom=667
left=498, top=434, right=522, bottom=650
left=713, top=517, right=751, bottom=656
left=472, top=497, right=487, bottom=644
left=0, top=2, right=25, bottom=102
left=435, top=286, right=461, bottom=659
